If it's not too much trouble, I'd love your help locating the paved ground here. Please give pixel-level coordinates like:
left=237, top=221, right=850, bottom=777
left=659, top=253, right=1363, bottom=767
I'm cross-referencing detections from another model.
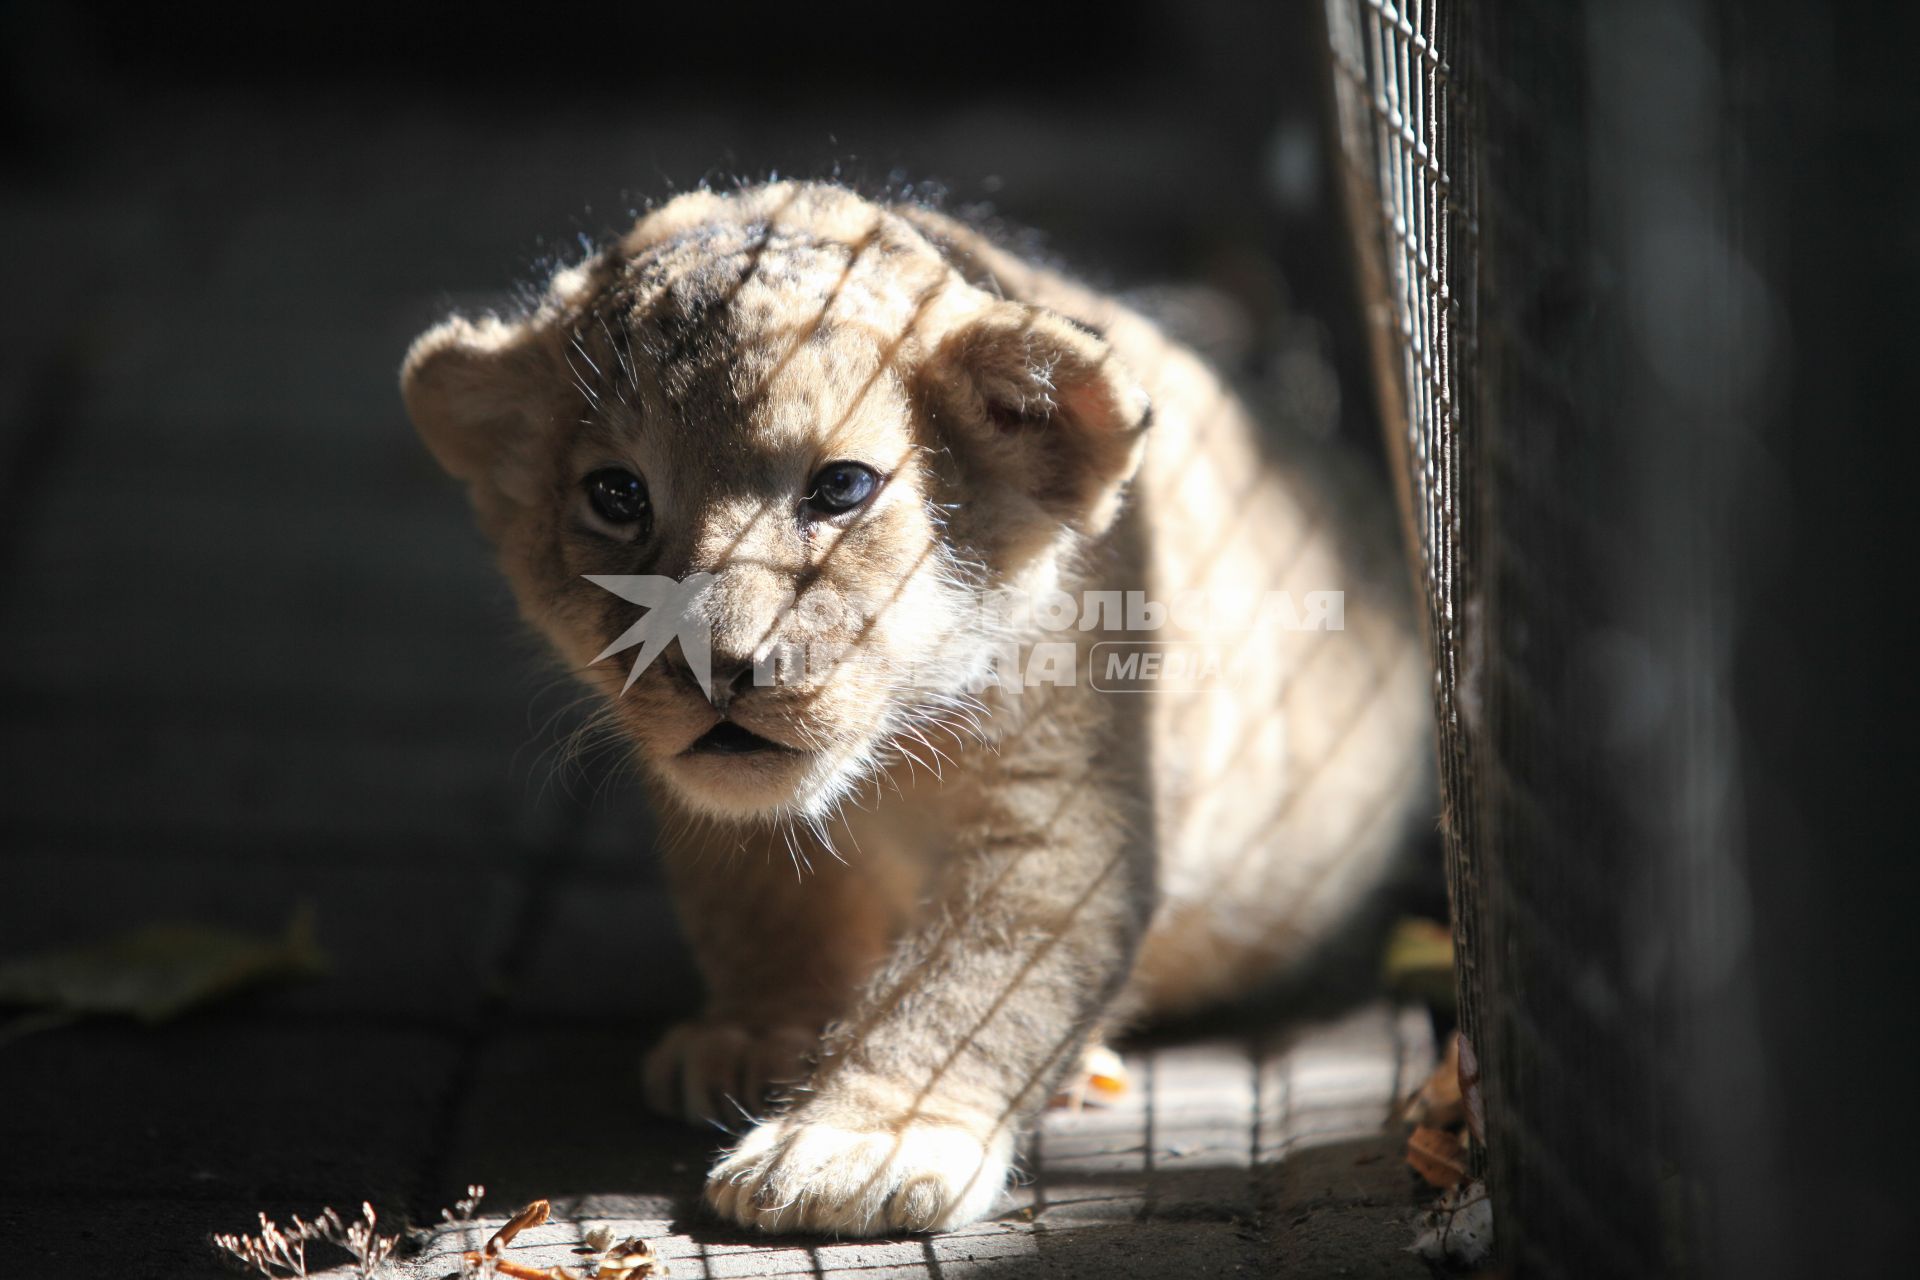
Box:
left=356, top=1005, right=1436, bottom=1280
left=0, top=65, right=1436, bottom=1279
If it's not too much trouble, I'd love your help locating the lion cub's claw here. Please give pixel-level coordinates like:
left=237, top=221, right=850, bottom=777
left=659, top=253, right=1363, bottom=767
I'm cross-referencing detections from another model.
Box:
left=706, top=1112, right=1014, bottom=1235
left=642, top=1020, right=818, bottom=1125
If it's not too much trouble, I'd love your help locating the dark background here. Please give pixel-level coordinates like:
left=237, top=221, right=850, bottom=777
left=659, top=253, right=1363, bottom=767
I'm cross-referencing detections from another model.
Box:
left=0, top=2, right=1395, bottom=1274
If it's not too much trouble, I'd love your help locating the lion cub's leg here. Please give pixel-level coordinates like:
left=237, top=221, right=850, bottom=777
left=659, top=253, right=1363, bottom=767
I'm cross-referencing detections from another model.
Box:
left=645, top=824, right=899, bottom=1125
left=706, top=756, right=1151, bottom=1234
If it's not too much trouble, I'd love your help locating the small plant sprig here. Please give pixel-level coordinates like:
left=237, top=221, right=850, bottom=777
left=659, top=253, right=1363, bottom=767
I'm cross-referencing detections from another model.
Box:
left=214, top=1193, right=454, bottom=1279
left=443, top=1184, right=487, bottom=1226
left=212, top=1211, right=323, bottom=1278
left=314, top=1203, right=399, bottom=1279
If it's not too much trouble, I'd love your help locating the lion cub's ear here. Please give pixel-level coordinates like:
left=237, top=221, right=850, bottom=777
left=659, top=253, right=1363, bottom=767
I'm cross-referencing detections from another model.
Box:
left=400, top=310, right=567, bottom=521
left=924, top=303, right=1152, bottom=543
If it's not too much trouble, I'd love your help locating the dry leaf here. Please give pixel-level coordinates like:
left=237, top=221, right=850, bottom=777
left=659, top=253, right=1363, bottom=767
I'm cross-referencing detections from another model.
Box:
left=461, top=1202, right=667, bottom=1279
left=1401, top=1032, right=1465, bottom=1128
left=1458, top=1032, right=1486, bottom=1144
left=599, top=1237, right=666, bottom=1279
left=459, top=1247, right=664, bottom=1279
left=1407, top=1124, right=1469, bottom=1189
left=0, top=907, right=324, bottom=1026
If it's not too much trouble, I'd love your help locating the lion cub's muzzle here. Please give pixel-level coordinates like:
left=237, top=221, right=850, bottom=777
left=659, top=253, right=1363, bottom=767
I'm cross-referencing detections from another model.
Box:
left=684, top=719, right=796, bottom=757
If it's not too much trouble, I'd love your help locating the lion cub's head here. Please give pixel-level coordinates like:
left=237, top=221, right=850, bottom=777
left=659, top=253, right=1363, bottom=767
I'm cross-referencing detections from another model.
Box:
left=402, top=183, right=1149, bottom=821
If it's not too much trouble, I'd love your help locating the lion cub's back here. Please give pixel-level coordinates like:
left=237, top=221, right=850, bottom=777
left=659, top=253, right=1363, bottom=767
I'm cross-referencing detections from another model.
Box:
left=896, top=204, right=1433, bottom=1017
left=1123, top=338, right=1432, bottom=1017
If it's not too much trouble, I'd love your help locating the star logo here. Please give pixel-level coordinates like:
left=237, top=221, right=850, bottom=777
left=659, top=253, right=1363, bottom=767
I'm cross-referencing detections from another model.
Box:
left=583, top=573, right=718, bottom=696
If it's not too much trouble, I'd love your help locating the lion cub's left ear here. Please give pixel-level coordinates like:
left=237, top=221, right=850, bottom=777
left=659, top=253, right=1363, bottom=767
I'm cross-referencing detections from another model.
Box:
left=400, top=307, right=571, bottom=528
left=924, top=302, right=1152, bottom=540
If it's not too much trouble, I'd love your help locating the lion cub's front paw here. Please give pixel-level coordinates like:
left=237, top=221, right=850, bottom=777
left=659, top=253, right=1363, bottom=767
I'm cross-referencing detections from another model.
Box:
left=642, top=1019, right=818, bottom=1124
left=705, top=1109, right=1015, bottom=1235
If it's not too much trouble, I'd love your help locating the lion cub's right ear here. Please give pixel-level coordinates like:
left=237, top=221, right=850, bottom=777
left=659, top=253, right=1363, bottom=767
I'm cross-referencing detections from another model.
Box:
left=400, top=310, right=567, bottom=520
left=922, top=301, right=1152, bottom=548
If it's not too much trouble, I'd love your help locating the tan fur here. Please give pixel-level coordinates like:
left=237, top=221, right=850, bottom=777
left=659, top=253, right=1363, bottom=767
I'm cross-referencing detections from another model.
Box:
left=401, top=182, right=1432, bottom=1235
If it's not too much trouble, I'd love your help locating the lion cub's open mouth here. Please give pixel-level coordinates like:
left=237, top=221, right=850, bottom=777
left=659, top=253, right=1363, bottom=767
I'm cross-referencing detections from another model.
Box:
left=685, top=720, right=795, bottom=757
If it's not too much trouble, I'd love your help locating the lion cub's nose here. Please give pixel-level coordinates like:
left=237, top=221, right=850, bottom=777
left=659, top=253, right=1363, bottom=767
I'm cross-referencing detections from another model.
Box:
left=660, top=645, right=758, bottom=710
left=705, top=657, right=758, bottom=711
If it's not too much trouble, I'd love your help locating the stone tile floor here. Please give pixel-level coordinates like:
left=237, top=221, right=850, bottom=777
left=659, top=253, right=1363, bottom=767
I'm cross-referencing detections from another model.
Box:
left=319, top=1004, right=1435, bottom=1279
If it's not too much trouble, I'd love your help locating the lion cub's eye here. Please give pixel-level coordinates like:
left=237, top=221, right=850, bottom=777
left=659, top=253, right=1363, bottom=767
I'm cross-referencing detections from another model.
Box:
left=583, top=467, right=651, bottom=532
left=804, top=462, right=880, bottom=516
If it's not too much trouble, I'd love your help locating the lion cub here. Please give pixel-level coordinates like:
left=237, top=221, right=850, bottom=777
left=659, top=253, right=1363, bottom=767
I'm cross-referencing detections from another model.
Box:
left=402, top=182, right=1430, bottom=1235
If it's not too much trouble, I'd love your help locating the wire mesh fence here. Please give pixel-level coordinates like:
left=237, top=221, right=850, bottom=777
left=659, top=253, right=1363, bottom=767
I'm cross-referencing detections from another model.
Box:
left=1325, top=0, right=1488, bottom=1166
left=1323, top=1, right=1823, bottom=1275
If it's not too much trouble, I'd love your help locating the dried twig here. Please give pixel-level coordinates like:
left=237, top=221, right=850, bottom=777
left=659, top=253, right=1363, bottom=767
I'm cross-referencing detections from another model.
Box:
left=463, top=1200, right=558, bottom=1278
left=467, top=1260, right=582, bottom=1280
left=487, top=1199, right=551, bottom=1256
left=458, top=1204, right=667, bottom=1280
